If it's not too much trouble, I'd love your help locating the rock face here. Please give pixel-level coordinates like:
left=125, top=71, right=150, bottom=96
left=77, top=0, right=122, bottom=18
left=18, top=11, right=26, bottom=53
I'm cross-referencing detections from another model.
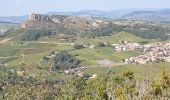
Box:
left=21, top=13, right=68, bottom=29
left=28, top=13, right=67, bottom=23
left=21, top=13, right=108, bottom=33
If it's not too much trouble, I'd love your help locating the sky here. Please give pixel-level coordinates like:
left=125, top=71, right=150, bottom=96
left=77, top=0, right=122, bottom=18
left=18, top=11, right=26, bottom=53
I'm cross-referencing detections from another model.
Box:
left=0, top=0, right=170, bottom=16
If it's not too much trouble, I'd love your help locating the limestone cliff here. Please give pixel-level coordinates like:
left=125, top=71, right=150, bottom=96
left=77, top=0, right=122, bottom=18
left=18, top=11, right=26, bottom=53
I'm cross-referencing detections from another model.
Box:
left=21, top=13, right=108, bottom=34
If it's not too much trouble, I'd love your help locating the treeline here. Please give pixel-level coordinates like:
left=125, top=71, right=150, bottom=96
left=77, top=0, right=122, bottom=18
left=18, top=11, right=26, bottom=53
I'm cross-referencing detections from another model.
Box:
left=0, top=28, right=56, bottom=41
left=58, top=22, right=170, bottom=41
left=51, top=51, right=81, bottom=71
left=21, top=29, right=56, bottom=41
left=43, top=51, right=81, bottom=71
left=123, top=26, right=170, bottom=41
left=60, top=22, right=117, bottom=38
left=41, top=22, right=170, bottom=40
left=81, top=23, right=123, bottom=38
left=0, top=69, right=170, bottom=99
left=122, top=23, right=170, bottom=40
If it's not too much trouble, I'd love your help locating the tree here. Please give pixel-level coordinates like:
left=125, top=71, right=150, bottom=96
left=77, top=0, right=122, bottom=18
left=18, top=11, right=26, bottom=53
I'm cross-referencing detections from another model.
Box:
left=0, top=80, right=4, bottom=99
left=123, top=71, right=135, bottom=80
left=97, top=42, right=106, bottom=47
left=52, top=51, right=81, bottom=71
left=160, top=69, right=170, bottom=89
left=71, top=77, right=87, bottom=99
left=74, top=44, right=85, bottom=49
left=21, top=29, right=56, bottom=41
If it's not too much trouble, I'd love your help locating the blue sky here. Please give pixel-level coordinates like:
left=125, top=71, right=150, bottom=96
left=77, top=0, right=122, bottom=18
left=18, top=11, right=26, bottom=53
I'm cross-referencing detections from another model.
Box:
left=0, top=0, right=170, bottom=16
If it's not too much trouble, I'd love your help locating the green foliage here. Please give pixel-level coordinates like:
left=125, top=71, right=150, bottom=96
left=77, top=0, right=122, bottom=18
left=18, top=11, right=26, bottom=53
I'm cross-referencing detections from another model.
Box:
left=71, top=77, right=87, bottom=99
left=82, top=23, right=122, bottom=38
left=97, top=42, right=106, bottom=47
left=0, top=69, right=170, bottom=99
left=123, top=25, right=170, bottom=41
left=160, top=70, right=170, bottom=87
left=139, top=40, right=149, bottom=45
left=21, top=29, right=56, bottom=41
left=123, top=71, right=135, bottom=80
left=52, top=51, right=81, bottom=71
left=76, top=21, right=170, bottom=41
left=73, top=44, right=85, bottom=49
left=151, top=80, right=162, bottom=96
left=0, top=80, right=3, bottom=99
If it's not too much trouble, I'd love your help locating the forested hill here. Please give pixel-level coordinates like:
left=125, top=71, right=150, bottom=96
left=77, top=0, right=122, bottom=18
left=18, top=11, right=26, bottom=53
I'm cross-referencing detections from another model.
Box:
left=19, top=13, right=170, bottom=41
left=122, top=10, right=170, bottom=23
left=3, top=13, right=170, bottom=42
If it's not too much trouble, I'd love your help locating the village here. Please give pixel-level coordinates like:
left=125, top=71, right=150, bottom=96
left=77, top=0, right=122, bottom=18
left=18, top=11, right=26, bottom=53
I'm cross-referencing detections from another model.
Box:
left=112, top=40, right=170, bottom=64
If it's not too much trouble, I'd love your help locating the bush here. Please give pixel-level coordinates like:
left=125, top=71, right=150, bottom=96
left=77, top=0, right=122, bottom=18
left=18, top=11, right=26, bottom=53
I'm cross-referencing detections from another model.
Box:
left=97, top=42, right=106, bottom=47
left=74, top=44, right=85, bottom=49
left=21, top=29, right=56, bottom=41
left=52, top=51, right=81, bottom=71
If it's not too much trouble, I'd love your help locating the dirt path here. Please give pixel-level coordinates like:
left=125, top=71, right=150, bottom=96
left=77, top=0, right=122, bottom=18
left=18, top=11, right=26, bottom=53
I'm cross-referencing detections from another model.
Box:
left=0, top=38, right=12, bottom=44
left=97, top=59, right=127, bottom=67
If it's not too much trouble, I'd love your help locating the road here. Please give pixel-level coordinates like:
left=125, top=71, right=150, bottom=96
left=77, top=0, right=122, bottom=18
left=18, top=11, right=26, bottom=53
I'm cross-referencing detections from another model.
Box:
left=0, top=38, right=12, bottom=44
left=36, top=41, right=73, bottom=45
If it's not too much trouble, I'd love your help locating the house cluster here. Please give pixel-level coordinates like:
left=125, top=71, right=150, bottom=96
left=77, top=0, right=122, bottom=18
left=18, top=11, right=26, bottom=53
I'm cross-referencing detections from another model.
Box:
left=72, top=43, right=96, bottom=49
left=124, top=41, right=170, bottom=64
left=0, top=29, right=7, bottom=33
left=112, top=41, right=142, bottom=51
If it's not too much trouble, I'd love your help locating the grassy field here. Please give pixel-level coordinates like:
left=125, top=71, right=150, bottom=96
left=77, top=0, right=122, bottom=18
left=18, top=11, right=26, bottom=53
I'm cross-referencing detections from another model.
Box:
left=69, top=47, right=143, bottom=66
left=0, top=42, right=74, bottom=79
left=75, top=32, right=157, bottom=45
left=85, top=62, right=170, bottom=79
left=0, top=42, right=58, bottom=57
left=0, top=44, right=21, bottom=57
left=37, top=31, right=157, bottom=45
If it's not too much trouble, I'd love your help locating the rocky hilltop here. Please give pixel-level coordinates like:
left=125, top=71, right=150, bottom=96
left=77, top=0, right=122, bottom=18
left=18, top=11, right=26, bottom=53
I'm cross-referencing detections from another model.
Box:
left=21, top=13, right=109, bottom=34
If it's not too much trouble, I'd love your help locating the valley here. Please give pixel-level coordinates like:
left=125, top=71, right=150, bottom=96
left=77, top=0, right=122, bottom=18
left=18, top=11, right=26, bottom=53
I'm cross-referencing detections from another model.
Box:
left=0, top=12, right=170, bottom=99
left=0, top=15, right=169, bottom=79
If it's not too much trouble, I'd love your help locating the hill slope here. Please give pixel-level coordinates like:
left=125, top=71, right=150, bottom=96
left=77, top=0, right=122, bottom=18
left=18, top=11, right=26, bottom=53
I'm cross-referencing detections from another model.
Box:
left=123, top=9, right=170, bottom=23
left=21, top=13, right=115, bottom=37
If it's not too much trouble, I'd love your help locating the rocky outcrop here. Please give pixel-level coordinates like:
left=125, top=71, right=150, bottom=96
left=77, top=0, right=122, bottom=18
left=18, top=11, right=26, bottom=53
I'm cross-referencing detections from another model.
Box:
left=21, top=13, right=68, bottom=28
left=21, top=13, right=109, bottom=35
left=28, top=13, right=68, bottom=23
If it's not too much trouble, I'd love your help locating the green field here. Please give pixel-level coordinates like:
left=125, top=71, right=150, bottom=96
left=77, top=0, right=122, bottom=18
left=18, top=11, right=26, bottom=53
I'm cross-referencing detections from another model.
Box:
left=75, top=32, right=157, bottom=45
left=69, top=47, right=142, bottom=65
left=37, top=31, right=157, bottom=45
left=85, top=62, right=170, bottom=79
